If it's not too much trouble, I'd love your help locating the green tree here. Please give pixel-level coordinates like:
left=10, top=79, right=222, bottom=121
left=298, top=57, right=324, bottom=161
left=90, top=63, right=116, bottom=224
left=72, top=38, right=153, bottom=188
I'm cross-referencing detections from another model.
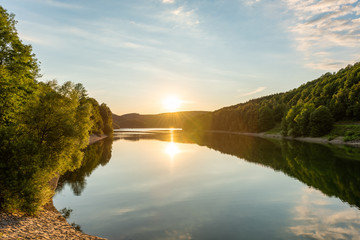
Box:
left=294, top=103, right=315, bottom=136
left=0, top=81, right=92, bottom=214
left=0, top=6, right=40, bottom=125
left=87, top=98, right=104, bottom=135
left=99, top=103, right=113, bottom=135
left=309, top=106, right=334, bottom=137
left=258, top=106, right=275, bottom=132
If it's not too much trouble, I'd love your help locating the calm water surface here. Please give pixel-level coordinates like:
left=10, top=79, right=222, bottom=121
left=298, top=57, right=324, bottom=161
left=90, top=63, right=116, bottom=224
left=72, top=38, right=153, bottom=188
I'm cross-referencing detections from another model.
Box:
left=54, top=129, right=360, bottom=240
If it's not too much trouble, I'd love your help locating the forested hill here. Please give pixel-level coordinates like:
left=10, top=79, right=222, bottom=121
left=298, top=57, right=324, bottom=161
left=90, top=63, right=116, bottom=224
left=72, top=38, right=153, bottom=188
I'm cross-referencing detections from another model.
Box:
left=185, top=62, right=360, bottom=137
left=112, top=111, right=209, bottom=129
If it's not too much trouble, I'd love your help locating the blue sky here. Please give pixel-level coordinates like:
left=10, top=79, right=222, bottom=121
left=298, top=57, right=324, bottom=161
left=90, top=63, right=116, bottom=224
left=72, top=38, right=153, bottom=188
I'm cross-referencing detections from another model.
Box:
left=2, top=0, right=360, bottom=114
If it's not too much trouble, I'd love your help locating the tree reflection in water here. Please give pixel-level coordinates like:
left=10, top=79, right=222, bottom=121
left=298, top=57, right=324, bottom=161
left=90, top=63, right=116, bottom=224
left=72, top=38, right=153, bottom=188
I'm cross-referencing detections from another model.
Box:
left=56, top=138, right=113, bottom=196
left=57, top=130, right=360, bottom=210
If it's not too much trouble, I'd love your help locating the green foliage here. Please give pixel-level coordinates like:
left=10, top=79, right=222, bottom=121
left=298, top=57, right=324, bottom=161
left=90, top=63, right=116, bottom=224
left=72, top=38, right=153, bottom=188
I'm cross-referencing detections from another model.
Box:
left=0, top=81, right=93, bottom=214
left=188, top=62, right=360, bottom=137
left=344, top=130, right=360, bottom=142
left=0, top=6, right=113, bottom=215
left=258, top=106, right=275, bottom=132
left=56, top=138, right=113, bottom=196
left=99, top=103, right=113, bottom=135
left=309, top=106, right=333, bottom=137
left=87, top=98, right=104, bottom=135
left=0, top=6, right=39, bottom=126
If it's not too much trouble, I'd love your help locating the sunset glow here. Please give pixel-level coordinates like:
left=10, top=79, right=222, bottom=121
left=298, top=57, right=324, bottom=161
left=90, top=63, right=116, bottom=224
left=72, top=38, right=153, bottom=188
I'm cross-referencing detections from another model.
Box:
left=162, top=96, right=182, bottom=112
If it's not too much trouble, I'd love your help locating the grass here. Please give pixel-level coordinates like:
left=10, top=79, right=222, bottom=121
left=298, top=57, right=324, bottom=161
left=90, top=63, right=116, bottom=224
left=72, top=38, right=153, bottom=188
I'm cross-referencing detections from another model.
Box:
left=265, top=122, right=360, bottom=142
left=326, top=123, right=360, bottom=142
left=265, top=123, right=282, bottom=134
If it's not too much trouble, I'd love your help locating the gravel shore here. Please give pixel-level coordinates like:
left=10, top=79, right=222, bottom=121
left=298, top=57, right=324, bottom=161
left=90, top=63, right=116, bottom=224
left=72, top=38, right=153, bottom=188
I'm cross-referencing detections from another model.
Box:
left=0, top=135, right=109, bottom=239
left=0, top=204, right=106, bottom=240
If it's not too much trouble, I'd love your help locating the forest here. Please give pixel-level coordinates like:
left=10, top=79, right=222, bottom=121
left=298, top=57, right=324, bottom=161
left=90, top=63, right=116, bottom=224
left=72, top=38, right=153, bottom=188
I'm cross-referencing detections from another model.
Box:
left=0, top=6, right=112, bottom=214
left=185, top=62, right=360, bottom=138
left=112, top=111, right=209, bottom=129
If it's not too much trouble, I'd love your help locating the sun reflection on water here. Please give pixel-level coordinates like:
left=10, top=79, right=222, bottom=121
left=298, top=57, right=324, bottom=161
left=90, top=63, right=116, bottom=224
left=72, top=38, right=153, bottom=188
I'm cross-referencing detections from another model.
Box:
left=165, top=142, right=180, bottom=159
left=164, top=130, right=180, bottom=160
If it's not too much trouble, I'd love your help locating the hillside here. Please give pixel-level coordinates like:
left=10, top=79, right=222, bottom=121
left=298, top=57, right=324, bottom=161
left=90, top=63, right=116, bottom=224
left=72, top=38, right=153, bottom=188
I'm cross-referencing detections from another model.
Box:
left=184, top=62, right=360, bottom=138
left=112, top=111, right=209, bottom=129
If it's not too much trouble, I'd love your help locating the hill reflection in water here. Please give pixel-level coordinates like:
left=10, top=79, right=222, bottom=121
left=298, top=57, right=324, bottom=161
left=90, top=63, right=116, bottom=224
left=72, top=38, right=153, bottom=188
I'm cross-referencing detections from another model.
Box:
left=55, top=129, right=360, bottom=239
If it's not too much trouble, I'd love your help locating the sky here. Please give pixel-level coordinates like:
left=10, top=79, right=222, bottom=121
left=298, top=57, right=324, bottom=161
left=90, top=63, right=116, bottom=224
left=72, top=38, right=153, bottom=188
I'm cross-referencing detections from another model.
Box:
left=2, top=0, right=360, bottom=115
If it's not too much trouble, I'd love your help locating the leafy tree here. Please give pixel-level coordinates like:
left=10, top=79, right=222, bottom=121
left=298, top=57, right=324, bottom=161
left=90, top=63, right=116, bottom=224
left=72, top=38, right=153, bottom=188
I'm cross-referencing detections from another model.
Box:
left=294, top=103, right=315, bottom=136
left=0, top=6, right=113, bottom=214
left=0, top=6, right=40, bottom=125
left=309, top=106, right=334, bottom=137
left=0, top=81, right=92, bottom=214
left=87, top=98, right=104, bottom=135
left=258, top=106, right=275, bottom=132
left=99, top=103, right=113, bottom=135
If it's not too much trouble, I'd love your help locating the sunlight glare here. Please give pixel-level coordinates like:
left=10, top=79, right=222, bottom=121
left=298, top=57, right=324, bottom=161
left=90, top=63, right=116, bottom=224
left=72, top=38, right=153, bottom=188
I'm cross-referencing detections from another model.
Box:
left=163, top=96, right=182, bottom=112
left=165, top=142, right=180, bottom=159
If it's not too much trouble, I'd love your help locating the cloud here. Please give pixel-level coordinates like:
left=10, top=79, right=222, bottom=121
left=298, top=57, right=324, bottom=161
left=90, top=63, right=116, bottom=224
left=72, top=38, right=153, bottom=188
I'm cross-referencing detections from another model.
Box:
left=240, top=86, right=266, bottom=96
left=284, top=0, right=360, bottom=70
left=170, top=6, right=200, bottom=26
left=289, top=187, right=360, bottom=239
left=244, top=0, right=262, bottom=6
left=35, top=0, right=82, bottom=9
left=162, top=0, right=175, bottom=3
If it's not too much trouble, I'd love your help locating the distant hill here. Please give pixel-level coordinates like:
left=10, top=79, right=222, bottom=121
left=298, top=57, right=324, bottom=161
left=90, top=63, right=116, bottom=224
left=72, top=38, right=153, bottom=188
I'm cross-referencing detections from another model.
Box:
left=185, top=62, right=360, bottom=137
left=112, top=111, right=209, bottom=129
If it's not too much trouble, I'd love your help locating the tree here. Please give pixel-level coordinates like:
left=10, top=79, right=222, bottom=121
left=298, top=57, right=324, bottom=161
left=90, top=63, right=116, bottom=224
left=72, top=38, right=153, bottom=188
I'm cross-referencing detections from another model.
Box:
left=0, top=6, right=40, bottom=125
left=87, top=98, right=104, bottom=135
left=309, top=106, right=334, bottom=137
left=99, top=103, right=113, bottom=135
left=258, top=106, right=275, bottom=132
left=0, top=81, right=92, bottom=214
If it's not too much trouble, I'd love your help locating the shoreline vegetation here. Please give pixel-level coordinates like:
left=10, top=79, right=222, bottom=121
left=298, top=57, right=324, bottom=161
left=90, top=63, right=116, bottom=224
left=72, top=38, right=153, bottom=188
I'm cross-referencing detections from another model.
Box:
left=208, top=130, right=360, bottom=148
left=183, top=62, right=360, bottom=143
left=0, top=136, right=109, bottom=240
left=0, top=5, right=112, bottom=239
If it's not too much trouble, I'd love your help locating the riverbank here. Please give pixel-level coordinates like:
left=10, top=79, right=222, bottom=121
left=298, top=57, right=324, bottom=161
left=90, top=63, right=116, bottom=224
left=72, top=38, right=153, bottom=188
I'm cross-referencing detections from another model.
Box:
left=0, top=203, right=106, bottom=240
left=89, top=134, right=108, bottom=145
left=0, top=134, right=110, bottom=239
left=208, top=130, right=360, bottom=147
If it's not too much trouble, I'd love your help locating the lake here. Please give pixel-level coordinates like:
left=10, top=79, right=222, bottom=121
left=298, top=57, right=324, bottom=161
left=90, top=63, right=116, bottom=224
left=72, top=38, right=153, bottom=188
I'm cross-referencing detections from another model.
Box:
left=54, top=129, right=360, bottom=240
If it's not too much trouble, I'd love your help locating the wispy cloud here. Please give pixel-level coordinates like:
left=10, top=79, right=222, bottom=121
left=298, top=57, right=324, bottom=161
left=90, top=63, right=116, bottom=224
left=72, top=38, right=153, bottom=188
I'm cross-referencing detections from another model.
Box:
left=35, top=0, right=82, bottom=9
left=170, top=6, right=200, bottom=26
left=240, top=86, right=266, bottom=96
left=289, top=187, right=360, bottom=239
left=162, top=0, right=175, bottom=3
left=284, top=0, right=360, bottom=70
left=244, top=0, right=262, bottom=6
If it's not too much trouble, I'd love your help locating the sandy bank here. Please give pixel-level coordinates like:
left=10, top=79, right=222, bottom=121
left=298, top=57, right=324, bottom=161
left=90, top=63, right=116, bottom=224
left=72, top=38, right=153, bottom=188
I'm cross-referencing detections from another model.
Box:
left=208, top=130, right=360, bottom=147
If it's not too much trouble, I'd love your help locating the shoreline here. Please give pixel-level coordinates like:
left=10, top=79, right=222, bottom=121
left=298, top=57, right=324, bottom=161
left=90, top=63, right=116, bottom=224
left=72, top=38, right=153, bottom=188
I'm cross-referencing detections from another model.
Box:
left=89, top=134, right=108, bottom=145
left=0, top=203, right=106, bottom=240
left=0, top=134, right=110, bottom=239
left=207, top=130, right=360, bottom=147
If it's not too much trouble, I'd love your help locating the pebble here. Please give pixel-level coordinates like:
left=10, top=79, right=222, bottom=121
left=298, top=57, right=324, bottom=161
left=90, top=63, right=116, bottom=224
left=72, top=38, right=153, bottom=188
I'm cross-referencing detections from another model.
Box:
left=0, top=209, right=107, bottom=240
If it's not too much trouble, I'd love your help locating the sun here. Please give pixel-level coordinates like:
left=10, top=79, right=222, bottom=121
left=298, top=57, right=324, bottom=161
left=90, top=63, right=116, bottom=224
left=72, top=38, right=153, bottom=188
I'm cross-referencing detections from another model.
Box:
left=162, top=96, right=182, bottom=112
